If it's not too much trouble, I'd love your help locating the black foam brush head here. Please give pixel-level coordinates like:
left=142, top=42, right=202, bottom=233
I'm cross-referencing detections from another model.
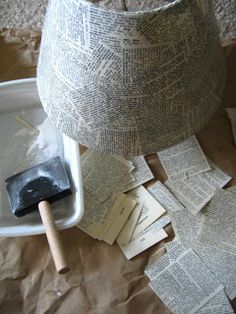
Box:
left=5, top=156, right=72, bottom=217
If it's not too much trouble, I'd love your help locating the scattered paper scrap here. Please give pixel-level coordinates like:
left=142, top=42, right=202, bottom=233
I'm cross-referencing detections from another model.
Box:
left=101, top=196, right=137, bottom=245
left=199, top=188, right=236, bottom=255
left=78, top=144, right=236, bottom=310
left=117, top=156, right=154, bottom=192
left=164, top=240, right=187, bottom=262
left=169, top=208, right=236, bottom=300
left=165, top=175, right=215, bottom=214
left=165, top=162, right=231, bottom=214
left=145, top=242, right=187, bottom=281
left=147, top=180, right=185, bottom=212
left=81, top=149, right=133, bottom=203
left=201, top=159, right=231, bottom=188
left=168, top=209, right=204, bottom=248
left=77, top=191, right=118, bottom=239
left=127, top=186, right=166, bottom=237
left=78, top=192, right=137, bottom=244
left=146, top=241, right=234, bottom=314
left=78, top=150, right=155, bottom=247
left=157, top=135, right=211, bottom=181
left=147, top=248, right=224, bottom=314
left=118, top=214, right=170, bottom=260
left=116, top=202, right=142, bottom=246
left=196, top=289, right=234, bottom=314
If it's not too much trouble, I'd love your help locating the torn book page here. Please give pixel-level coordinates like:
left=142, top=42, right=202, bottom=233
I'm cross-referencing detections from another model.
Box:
left=101, top=195, right=137, bottom=245
left=165, top=175, right=215, bottom=214
left=117, top=156, right=154, bottom=193
left=196, top=245, right=236, bottom=301
left=118, top=215, right=170, bottom=260
left=164, top=241, right=187, bottom=262
left=196, top=289, right=234, bottom=314
left=145, top=241, right=186, bottom=280
left=199, top=188, right=236, bottom=255
left=145, top=251, right=170, bottom=280
left=147, top=180, right=185, bottom=212
left=112, top=155, right=134, bottom=169
left=77, top=191, right=116, bottom=239
left=168, top=208, right=204, bottom=248
left=157, top=135, right=211, bottom=181
left=200, top=159, right=231, bottom=188
left=169, top=208, right=236, bottom=300
left=81, top=149, right=133, bottom=203
left=226, top=107, right=236, bottom=144
left=77, top=192, right=134, bottom=242
left=95, top=193, right=134, bottom=240
left=164, top=239, right=185, bottom=252
left=146, top=241, right=234, bottom=313
left=127, top=186, right=166, bottom=237
left=149, top=249, right=224, bottom=314
left=131, top=214, right=171, bottom=241
left=115, top=173, right=136, bottom=194
left=165, top=160, right=231, bottom=214
left=116, top=202, right=142, bottom=246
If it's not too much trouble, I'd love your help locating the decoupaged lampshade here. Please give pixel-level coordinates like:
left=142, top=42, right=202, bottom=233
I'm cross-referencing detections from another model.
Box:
left=37, top=0, right=225, bottom=156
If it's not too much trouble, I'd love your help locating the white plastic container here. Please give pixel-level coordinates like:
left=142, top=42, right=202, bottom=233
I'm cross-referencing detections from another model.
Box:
left=0, top=78, right=84, bottom=236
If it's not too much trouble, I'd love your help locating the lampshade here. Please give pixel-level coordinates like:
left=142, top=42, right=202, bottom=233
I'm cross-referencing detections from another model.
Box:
left=37, top=0, right=225, bottom=156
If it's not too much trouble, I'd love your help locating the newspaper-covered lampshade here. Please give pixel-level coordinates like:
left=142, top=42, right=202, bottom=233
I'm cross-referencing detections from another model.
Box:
left=37, top=0, right=225, bottom=156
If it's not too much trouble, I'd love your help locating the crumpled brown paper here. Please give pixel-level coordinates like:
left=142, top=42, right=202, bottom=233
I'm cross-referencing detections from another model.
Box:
left=0, top=29, right=40, bottom=82
left=0, top=29, right=236, bottom=313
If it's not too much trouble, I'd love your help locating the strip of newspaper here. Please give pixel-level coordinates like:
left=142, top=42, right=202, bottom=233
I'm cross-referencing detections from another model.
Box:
left=116, top=201, right=142, bottom=246
left=165, top=161, right=231, bottom=214
left=157, top=136, right=211, bottom=181
left=81, top=149, right=133, bottom=202
left=116, top=156, right=154, bottom=193
left=147, top=180, right=185, bottom=212
left=146, top=242, right=234, bottom=313
left=199, top=188, right=236, bottom=255
left=148, top=249, right=224, bottom=314
left=170, top=207, right=236, bottom=300
left=127, top=186, right=166, bottom=236
left=165, top=176, right=215, bottom=214
left=118, top=214, right=170, bottom=259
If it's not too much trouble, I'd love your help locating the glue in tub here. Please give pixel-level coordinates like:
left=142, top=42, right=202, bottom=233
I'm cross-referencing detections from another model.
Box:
left=0, top=78, right=84, bottom=236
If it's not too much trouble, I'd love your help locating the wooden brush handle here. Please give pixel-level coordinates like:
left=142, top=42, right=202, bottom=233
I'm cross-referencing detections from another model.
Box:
left=38, top=201, right=70, bottom=274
